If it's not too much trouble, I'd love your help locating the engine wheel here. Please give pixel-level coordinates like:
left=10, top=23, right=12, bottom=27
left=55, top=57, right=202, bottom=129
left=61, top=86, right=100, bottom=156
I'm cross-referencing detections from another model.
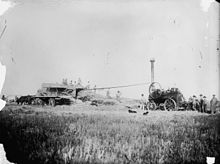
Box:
left=146, top=102, right=157, bottom=110
left=34, top=98, right=44, bottom=105
left=164, top=98, right=177, bottom=111
left=49, top=98, right=55, bottom=107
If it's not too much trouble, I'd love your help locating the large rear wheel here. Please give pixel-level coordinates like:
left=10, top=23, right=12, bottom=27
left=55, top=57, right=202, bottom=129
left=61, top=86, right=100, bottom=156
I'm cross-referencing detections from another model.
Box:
left=34, top=98, right=44, bottom=105
left=164, top=98, right=177, bottom=111
left=49, top=98, right=55, bottom=107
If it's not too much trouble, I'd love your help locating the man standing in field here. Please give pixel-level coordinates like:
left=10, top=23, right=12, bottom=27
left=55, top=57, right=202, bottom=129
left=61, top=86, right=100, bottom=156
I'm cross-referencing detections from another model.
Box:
left=195, top=98, right=200, bottom=111
left=192, top=95, right=197, bottom=111
left=77, top=78, right=82, bottom=86
left=116, top=90, right=122, bottom=102
left=106, top=90, right=111, bottom=98
left=188, top=96, right=193, bottom=110
left=86, top=81, right=90, bottom=89
left=203, top=96, right=208, bottom=113
left=74, top=81, right=77, bottom=87
left=210, top=94, right=218, bottom=114
left=93, top=85, right=97, bottom=93
left=199, top=94, right=204, bottom=113
left=140, top=94, right=147, bottom=111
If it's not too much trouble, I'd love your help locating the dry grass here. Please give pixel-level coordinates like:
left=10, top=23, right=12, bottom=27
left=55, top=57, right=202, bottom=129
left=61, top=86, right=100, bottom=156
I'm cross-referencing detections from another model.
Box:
left=0, top=105, right=219, bottom=164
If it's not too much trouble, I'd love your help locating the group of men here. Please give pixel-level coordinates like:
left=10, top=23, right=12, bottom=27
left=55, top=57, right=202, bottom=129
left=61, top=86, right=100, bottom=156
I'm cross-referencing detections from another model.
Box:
left=62, top=78, right=93, bottom=90
left=188, top=94, right=219, bottom=114
left=63, top=78, right=83, bottom=86
left=188, top=94, right=208, bottom=112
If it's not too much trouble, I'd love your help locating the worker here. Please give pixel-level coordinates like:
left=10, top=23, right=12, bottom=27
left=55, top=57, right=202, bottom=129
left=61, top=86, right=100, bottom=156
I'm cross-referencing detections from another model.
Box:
left=62, top=78, right=68, bottom=85
left=188, top=96, right=193, bottom=110
left=93, top=85, right=97, bottom=93
left=77, top=78, right=82, bottom=85
left=116, top=90, right=122, bottom=102
left=74, top=81, right=77, bottom=87
left=86, top=81, right=90, bottom=89
left=210, top=94, right=218, bottom=114
left=192, top=95, right=197, bottom=111
left=195, top=98, right=200, bottom=111
left=140, top=94, right=147, bottom=111
left=203, top=96, right=208, bottom=113
left=199, top=94, right=204, bottom=113
left=106, top=90, right=111, bottom=98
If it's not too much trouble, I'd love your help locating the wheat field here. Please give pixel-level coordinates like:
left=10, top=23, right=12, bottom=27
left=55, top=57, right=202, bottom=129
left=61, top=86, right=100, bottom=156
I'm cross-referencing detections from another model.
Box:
left=0, top=104, right=219, bottom=164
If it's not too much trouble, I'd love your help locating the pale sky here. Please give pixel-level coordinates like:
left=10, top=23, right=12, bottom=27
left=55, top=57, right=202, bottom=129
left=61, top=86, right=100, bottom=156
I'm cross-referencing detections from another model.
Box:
left=0, top=0, right=219, bottom=99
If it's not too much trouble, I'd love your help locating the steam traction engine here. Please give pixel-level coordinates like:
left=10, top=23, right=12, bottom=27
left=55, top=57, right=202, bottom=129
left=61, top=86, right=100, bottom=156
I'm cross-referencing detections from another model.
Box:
left=146, top=82, right=187, bottom=111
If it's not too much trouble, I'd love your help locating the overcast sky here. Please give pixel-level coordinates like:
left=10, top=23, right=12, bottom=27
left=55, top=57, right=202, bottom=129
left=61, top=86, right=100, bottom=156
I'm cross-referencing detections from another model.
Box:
left=0, top=0, right=219, bottom=99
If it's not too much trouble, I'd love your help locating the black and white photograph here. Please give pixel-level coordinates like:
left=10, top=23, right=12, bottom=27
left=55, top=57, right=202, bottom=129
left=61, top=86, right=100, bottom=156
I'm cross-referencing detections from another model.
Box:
left=0, top=0, right=219, bottom=163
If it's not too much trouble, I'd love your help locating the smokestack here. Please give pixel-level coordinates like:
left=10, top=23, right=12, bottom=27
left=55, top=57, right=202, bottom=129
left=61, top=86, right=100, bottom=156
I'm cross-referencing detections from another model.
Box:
left=150, top=58, right=155, bottom=84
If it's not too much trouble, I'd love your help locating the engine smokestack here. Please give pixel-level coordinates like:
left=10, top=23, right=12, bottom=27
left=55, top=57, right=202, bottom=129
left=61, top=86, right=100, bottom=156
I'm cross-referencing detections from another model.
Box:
left=150, top=58, right=155, bottom=84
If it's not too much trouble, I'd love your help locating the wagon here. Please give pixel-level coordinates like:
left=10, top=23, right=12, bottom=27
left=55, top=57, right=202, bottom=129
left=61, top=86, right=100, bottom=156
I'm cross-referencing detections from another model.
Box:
left=146, top=82, right=187, bottom=111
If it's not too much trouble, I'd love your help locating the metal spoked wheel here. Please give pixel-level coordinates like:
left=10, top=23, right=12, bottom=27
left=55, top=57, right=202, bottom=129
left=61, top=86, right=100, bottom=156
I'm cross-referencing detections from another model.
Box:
left=146, top=102, right=157, bottom=110
left=164, top=98, right=177, bottom=111
left=49, top=98, right=55, bottom=107
left=149, top=82, right=162, bottom=99
left=34, top=98, right=44, bottom=105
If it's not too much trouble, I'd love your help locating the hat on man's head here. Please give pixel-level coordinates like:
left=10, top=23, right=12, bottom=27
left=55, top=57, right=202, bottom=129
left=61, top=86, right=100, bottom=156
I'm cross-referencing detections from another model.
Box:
left=193, top=95, right=196, bottom=97
left=200, top=94, right=203, bottom=96
left=203, top=96, right=206, bottom=98
left=213, top=94, right=216, bottom=96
